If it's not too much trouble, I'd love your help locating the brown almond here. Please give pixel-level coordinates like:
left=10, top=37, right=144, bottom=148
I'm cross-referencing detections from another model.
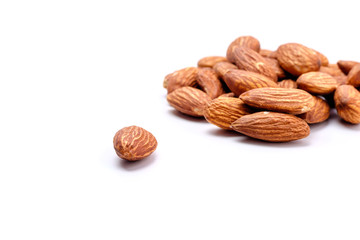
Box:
left=213, top=61, right=238, bottom=78
left=226, top=36, right=260, bottom=63
left=218, top=92, right=235, bottom=98
left=166, top=67, right=198, bottom=93
left=314, top=50, right=329, bottom=66
left=204, top=97, right=253, bottom=130
left=259, top=49, right=274, bottom=58
left=113, top=126, right=157, bottom=161
left=277, top=79, right=297, bottom=89
left=297, top=72, right=338, bottom=95
left=334, top=85, right=360, bottom=124
left=231, top=111, right=310, bottom=142
left=337, top=60, right=359, bottom=75
left=298, top=96, right=330, bottom=124
left=334, top=75, right=348, bottom=86
left=240, top=87, right=315, bottom=114
left=198, top=56, right=228, bottom=68
left=277, top=43, right=321, bottom=76
left=167, top=87, right=211, bottom=117
left=347, top=63, right=360, bottom=87
left=232, top=46, right=278, bottom=81
left=197, top=67, right=224, bottom=99
left=319, top=65, right=345, bottom=77
left=223, top=69, right=278, bottom=97
left=265, top=57, right=286, bottom=80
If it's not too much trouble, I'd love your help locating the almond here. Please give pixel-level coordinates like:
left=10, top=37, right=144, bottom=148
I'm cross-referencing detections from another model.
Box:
left=198, top=56, right=228, bottom=68
left=337, top=60, right=359, bottom=75
left=166, top=67, right=198, bottom=93
left=334, top=85, right=360, bottom=124
left=314, top=50, right=329, bottom=66
left=265, top=57, right=286, bottom=80
left=297, top=72, right=338, bottom=95
left=232, top=46, right=277, bottom=81
left=259, top=49, right=274, bottom=58
left=223, top=69, right=278, bottom=97
left=167, top=86, right=211, bottom=117
left=204, top=97, right=253, bottom=130
left=213, top=61, right=238, bottom=78
left=277, top=43, right=321, bottom=76
left=334, top=75, right=348, bottom=86
left=298, top=96, right=330, bottom=124
left=347, top=63, right=360, bottom=87
left=277, top=79, right=297, bottom=89
left=240, top=87, right=315, bottom=114
left=197, top=67, right=224, bottom=99
left=231, top=111, right=310, bottom=142
left=218, top=92, right=235, bottom=98
left=319, top=65, right=345, bottom=77
left=113, top=126, right=157, bottom=161
left=226, top=36, right=260, bottom=63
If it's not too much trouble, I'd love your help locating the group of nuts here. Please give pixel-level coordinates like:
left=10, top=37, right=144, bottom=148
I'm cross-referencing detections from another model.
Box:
left=113, top=35, right=360, bottom=161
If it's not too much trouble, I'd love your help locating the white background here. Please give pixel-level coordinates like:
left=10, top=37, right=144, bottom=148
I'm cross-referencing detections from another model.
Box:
left=1, top=1, right=360, bottom=239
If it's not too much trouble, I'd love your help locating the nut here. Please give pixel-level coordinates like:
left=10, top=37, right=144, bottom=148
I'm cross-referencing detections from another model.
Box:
left=334, top=85, right=360, bottom=124
left=226, top=36, right=260, bottom=63
left=347, top=63, right=360, bottom=87
left=197, top=67, right=224, bottom=99
left=277, top=79, right=297, bottom=89
left=337, top=60, right=359, bottom=75
left=113, top=126, right=157, bottom=161
left=213, top=61, right=238, bottom=78
left=296, top=72, right=338, bottom=95
left=197, top=56, right=228, bottom=68
left=165, top=67, right=198, bottom=93
left=298, top=96, right=330, bottom=124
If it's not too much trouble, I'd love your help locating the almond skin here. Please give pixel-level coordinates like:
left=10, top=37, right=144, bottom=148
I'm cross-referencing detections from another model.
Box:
left=113, top=126, right=157, bottom=161
left=334, top=85, right=360, bottom=124
left=277, top=79, right=297, bottom=89
left=231, top=111, right=310, bottom=142
left=298, top=96, right=330, bottom=124
left=240, top=87, right=315, bottom=114
left=213, top=61, right=238, bottom=78
left=166, top=67, right=198, bottom=93
left=204, top=97, right=253, bottom=130
left=277, top=43, right=321, bottom=76
left=167, top=87, right=211, bottom=117
left=259, top=49, right=274, bottom=58
left=265, top=57, right=286, bottom=80
left=297, top=72, right=338, bottom=95
left=347, top=63, right=360, bottom=87
left=337, top=60, right=359, bottom=75
left=197, top=67, right=224, bottom=99
left=223, top=69, right=278, bottom=97
left=197, top=56, right=228, bottom=68
left=232, top=46, right=278, bottom=81
left=226, top=36, right=260, bottom=63
left=319, top=65, right=345, bottom=77
left=314, top=49, right=329, bottom=66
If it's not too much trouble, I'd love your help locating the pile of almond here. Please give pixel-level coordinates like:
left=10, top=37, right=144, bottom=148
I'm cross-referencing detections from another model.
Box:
left=164, top=36, right=360, bottom=142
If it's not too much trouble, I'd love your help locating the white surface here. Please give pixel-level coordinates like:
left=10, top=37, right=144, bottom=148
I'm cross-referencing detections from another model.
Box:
left=1, top=1, right=360, bottom=239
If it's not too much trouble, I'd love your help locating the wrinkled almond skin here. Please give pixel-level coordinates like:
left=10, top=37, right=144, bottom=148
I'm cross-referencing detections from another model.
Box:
left=259, top=49, right=274, bottom=58
left=231, top=111, right=310, bottom=142
left=232, top=46, right=278, bottom=81
left=297, top=72, right=338, bottom=95
left=218, top=92, right=235, bottom=98
left=167, top=87, right=211, bottom=117
left=198, top=56, right=228, bottom=68
left=298, top=96, right=330, bottom=124
left=277, top=43, right=321, bottom=76
left=223, top=69, right=278, bottom=97
left=204, top=97, right=253, bottom=130
left=240, top=87, right=315, bottom=114
left=278, top=79, right=297, bottom=89
left=314, top=50, right=329, bottom=66
left=265, top=57, right=286, bottom=80
left=319, top=65, right=345, bottom=77
left=226, top=36, right=260, bottom=63
left=334, top=75, right=348, bottom=86
left=197, top=67, right=224, bottom=99
left=113, top=126, right=157, bottom=161
left=347, top=63, right=360, bottom=87
left=166, top=67, right=198, bottom=93
left=213, top=61, right=238, bottom=78
left=337, top=60, right=359, bottom=75
left=334, top=85, right=360, bottom=124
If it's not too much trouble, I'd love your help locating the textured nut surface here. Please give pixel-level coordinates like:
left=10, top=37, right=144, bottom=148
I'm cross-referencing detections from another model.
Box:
left=223, top=69, right=278, bottom=97
left=197, top=67, right=224, bottom=99
left=240, top=87, right=315, bottom=114
left=314, top=50, right=329, bottom=66
left=231, top=111, right=310, bottom=142
left=167, top=87, right=211, bottom=117
left=298, top=96, right=330, bottom=124
left=334, top=85, right=360, bottom=124
left=204, top=97, right=253, bottom=130
left=337, top=60, right=359, bottom=75
left=265, top=57, right=286, bottom=80
left=226, top=36, right=260, bottom=63
left=166, top=67, right=198, bottom=93
left=277, top=79, right=297, bottom=89
left=347, top=63, right=360, bottom=87
left=259, top=49, right=274, bottom=58
left=198, top=56, right=228, bottom=68
left=319, top=65, right=345, bottom=77
left=297, top=72, right=338, bottom=95
left=277, top=43, right=321, bottom=76
left=113, top=126, right=157, bottom=161
left=232, top=46, right=277, bottom=81
left=213, top=61, right=238, bottom=78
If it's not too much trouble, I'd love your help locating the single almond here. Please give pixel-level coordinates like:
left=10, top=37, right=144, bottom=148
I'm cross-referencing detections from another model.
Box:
left=334, top=75, right=348, bottom=86
left=204, top=97, right=253, bottom=130
left=113, top=126, right=157, bottom=161
left=277, top=43, right=321, bottom=76
left=231, top=111, right=310, bottom=142
left=226, top=36, right=260, bottom=63
left=197, top=67, right=224, bottom=99
left=240, top=87, right=315, bottom=114
left=298, top=96, right=330, bottom=124
left=232, top=46, right=278, bottom=81
left=277, top=79, right=297, bottom=89
left=319, top=65, right=345, bottom=77
left=167, top=86, right=211, bottom=117
left=223, top=69, right=278, bottom=97
left=213, top=61, right=238, bottom=78
left=314, top=49, right=329, bottom=66
left=198, top=56, right=228, bottom=68
left=259, top=49, right=275, bottom=58
left=166, top=67, right=198, bottom=93
left=297, top=72, right=338, bottom=95
left=347, top=63, right=360, bottom=87
left=337, top=60, right=359, bottom=75
left=334, top=85, right=360, bottom=124
left=265, top=57, right=286, bottom=80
